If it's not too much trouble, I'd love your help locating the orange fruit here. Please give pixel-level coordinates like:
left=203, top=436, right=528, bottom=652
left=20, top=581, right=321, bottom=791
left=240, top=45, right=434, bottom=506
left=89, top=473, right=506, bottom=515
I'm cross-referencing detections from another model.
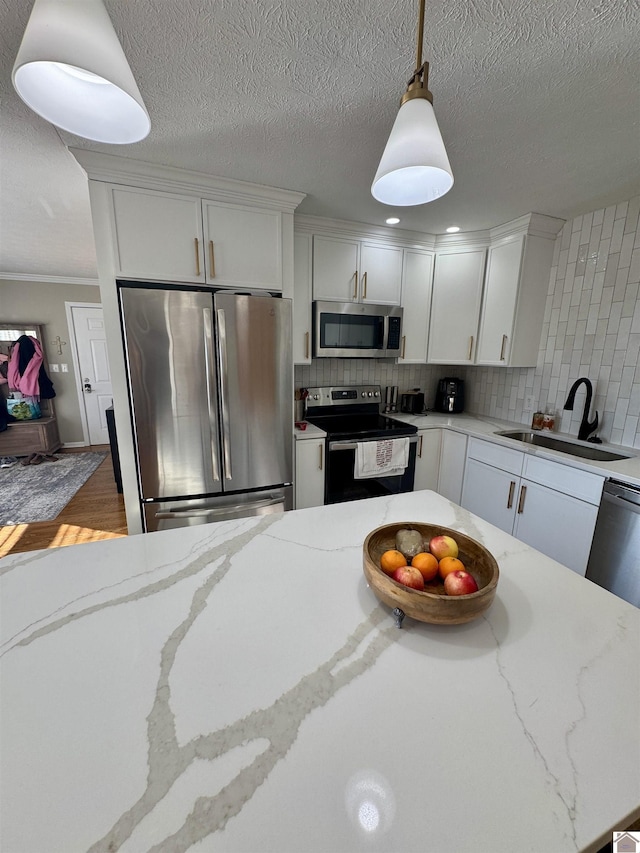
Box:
left=438, top=556, right=466, bottom=579
left=380, top=549, right=407, bottom=575
left=411, top=552, right=439, bottom=581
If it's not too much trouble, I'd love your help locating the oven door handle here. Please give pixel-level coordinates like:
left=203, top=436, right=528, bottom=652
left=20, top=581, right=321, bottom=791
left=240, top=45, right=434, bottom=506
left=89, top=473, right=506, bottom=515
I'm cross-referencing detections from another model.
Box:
left=329, top=436, right=418, bottom=451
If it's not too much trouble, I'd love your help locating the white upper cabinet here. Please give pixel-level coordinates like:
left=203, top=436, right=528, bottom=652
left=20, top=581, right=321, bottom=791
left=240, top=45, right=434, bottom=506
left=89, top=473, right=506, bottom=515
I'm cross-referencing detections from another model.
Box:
left=293, top=233, right=312, bottom=364
left=476, top=233, right=555, bottom=367
left=202, top=201, right=282, bottom=290
left=110, top=186, right=205, bottom=283
left=359, top=243, right=403, bottom=304
left=312, top=235, right=402, bottom=305
left=399, top=249, right=434, bottom=362
left=109, top=187, right=286, bottom=290
left=312, top=236, right=360, bottom=301
left=427, top=250, right=486, bottom=364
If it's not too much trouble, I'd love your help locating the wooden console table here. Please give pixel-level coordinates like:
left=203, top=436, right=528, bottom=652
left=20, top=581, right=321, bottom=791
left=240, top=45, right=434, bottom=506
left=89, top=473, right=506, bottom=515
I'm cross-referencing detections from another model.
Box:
left=0, top=416, right=61, bottom=457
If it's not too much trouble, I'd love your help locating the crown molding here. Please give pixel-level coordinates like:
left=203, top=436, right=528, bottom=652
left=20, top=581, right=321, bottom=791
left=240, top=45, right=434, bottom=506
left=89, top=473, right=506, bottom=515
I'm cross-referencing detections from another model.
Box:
left=0, top=272, right=99, bottom=286
left=490, top=212, right=565, bottom=244
left=294, top=214, right=437, bottom=250
left=70, top=149, right=307, bottom=214
left=295, top=211, right=566, bottom=252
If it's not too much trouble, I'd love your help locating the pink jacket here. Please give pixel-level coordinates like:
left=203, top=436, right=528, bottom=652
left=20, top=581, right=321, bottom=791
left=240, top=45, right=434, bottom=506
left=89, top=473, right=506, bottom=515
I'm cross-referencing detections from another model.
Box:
left=8, top=336, right=43, bottom=398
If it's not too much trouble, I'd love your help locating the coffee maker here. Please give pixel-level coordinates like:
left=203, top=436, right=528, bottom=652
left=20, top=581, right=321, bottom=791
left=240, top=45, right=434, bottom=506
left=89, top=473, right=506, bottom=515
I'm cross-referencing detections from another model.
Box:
left=434, top=378, right=465, bottom=413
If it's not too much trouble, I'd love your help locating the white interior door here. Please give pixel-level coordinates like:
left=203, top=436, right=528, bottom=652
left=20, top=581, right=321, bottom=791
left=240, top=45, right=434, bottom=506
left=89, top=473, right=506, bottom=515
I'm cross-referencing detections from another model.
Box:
left=69, top=305, right=112, bottom=445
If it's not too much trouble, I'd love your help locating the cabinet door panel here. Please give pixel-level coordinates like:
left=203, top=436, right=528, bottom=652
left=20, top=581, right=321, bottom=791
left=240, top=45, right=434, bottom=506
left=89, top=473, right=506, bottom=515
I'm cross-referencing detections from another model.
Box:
left=513, top=480, right=598, bottom=575
left=295, top=438, right=325, bottom=509
left=312, top=236, right=360, bottom=301
left=428, top=250, right=486, bottom=363
left=111, top=187, right=204, bottom=282
left=360, top=244, right=403, bottom=305
left=414, top=429, right=441, bottom=491
left=461, top=458, right=517, bottom=534
left=437, top=430, right=467, bottom=504
left=476, top=238, right=523, bottom=364
left=293, top=233, right=312, bottom=364
left=400, top=250, right=433, bottom=362
left=203, top=202, right=282, bottom=289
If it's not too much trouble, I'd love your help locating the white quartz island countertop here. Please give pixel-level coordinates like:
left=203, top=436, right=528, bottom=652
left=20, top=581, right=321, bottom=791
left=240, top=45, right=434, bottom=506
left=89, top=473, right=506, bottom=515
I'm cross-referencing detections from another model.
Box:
left=1, top=491, right=639, bottom=853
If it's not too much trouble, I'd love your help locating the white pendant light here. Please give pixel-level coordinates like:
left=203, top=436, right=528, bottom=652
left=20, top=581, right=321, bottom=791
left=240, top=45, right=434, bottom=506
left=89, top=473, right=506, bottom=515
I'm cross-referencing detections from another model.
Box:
left=12, top=0, right=150, bottom=144
left=372, top=0, right=453, bottom=206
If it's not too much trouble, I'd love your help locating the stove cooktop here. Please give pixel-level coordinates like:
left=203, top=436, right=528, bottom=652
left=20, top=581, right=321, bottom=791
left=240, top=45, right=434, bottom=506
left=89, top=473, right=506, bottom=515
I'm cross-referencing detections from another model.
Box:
left=305, top=413, right=417, bottom=440
left=303, top=385, right=418, bottom=440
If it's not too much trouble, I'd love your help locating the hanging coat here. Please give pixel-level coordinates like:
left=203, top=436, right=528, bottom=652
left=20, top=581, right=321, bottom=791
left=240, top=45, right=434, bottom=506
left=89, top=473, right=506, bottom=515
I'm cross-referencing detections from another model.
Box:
left=8, top=335, right=56, bottom=400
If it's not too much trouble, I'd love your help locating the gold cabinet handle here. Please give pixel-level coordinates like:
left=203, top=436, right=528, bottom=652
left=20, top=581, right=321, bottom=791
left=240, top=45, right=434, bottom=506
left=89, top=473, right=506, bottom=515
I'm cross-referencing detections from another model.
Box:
left=468, top=336, right=474, bottom=360
left=209, top=241, right=216, bottom=278
left=517, top=484, right=527, bottom=514
left=318, top=444, right=323, bottom=470
left=305, top=331, right=310, bottom=359
left=363, top=271, right=367, bottom=299
left=500, top=334, right=507, bottom=361
left=194, top=238, right=201, bottom=277
left=353, top=270, right=358, bottom=300
left=418, top=434, right=423, bottom=458
left=401, top=335, right=406, bottom=359
left=507, top=480, right=515, bottom=509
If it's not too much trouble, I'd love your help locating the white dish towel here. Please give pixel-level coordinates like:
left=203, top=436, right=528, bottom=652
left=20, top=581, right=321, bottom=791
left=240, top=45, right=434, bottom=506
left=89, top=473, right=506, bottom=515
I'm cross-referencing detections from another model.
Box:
left=354, top=437, right=410, bottom=479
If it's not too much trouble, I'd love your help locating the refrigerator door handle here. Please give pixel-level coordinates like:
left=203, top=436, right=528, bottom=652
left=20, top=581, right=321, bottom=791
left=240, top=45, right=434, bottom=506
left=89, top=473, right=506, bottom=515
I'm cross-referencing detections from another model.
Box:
left=154, top=495, right=284, bottom=519
left=203, top=307, right=220, bottom=482
left=216, top=307, right=233, bottom=480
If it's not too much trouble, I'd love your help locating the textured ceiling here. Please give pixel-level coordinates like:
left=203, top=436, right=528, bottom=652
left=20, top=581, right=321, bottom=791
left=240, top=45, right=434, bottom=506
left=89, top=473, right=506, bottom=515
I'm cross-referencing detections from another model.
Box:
left=1, top=0, right=639, bottom=282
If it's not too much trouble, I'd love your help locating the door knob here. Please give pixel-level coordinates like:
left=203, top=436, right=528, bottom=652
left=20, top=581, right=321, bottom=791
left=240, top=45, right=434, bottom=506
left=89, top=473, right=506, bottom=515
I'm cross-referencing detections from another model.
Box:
left=83, top=378, right=92, bottom=393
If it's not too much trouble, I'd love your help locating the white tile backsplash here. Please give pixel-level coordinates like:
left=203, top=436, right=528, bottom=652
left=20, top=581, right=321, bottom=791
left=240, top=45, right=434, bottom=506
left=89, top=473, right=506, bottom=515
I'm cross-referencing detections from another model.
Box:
left=466, top=194, right=640, bottom=448
left=294, top=194, right=640, bottom=448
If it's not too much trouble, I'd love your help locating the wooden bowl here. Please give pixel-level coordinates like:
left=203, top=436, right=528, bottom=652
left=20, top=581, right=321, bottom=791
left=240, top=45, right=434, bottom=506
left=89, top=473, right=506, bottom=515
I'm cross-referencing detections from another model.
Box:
left=363, top=522, right=499, bottom=625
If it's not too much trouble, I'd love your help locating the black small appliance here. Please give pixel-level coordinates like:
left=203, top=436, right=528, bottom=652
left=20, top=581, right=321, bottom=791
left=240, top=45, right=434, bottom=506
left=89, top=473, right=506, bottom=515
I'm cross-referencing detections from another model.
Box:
left=434, top=378, right=464, bottom=413
left=400, top=391, right=425, bottom=414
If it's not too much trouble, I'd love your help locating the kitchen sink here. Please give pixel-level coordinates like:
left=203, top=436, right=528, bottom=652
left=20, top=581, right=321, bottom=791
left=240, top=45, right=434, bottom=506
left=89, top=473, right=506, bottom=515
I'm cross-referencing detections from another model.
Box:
left=495, top=430, right=632, bottom=462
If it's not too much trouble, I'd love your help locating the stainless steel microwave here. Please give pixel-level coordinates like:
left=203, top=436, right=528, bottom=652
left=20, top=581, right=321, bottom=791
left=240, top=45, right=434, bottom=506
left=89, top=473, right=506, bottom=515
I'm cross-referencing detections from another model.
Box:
left=313, top=300, right=403, bottom=358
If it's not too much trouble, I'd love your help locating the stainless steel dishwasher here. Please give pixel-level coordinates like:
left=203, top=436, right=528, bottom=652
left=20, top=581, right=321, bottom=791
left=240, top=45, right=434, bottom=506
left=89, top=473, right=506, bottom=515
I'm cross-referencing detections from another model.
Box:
left=585, top=479, right=640, bottom=607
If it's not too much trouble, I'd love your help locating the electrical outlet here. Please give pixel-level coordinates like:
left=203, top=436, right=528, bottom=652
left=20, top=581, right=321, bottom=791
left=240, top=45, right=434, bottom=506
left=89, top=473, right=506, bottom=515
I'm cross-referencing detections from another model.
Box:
left=524, top=394, right=535, bottom=411
left=49, top=363, right=59, bottom=372
left=60, top=363, right=68, bottom=373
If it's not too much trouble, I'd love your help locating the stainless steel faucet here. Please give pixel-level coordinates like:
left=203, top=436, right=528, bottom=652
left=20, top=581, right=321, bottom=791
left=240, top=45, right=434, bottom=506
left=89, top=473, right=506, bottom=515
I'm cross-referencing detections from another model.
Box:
left=563, top=377, right=598, bottom=440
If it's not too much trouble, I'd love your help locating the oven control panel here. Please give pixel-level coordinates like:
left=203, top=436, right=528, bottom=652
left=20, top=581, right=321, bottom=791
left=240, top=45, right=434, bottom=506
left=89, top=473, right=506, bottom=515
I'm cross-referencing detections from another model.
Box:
left=305, top=385, right=381, bottom=409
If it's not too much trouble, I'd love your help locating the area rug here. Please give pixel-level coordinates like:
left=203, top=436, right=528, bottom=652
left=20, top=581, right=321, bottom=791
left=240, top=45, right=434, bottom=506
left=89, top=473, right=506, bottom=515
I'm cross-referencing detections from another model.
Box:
left=0, top=452, right=107, bottom=525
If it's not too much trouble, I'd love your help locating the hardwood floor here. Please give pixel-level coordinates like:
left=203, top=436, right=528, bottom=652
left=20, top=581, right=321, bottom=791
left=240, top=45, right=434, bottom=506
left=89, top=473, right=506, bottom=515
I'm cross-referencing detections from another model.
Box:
left=0, top=446, right=128, bottom=558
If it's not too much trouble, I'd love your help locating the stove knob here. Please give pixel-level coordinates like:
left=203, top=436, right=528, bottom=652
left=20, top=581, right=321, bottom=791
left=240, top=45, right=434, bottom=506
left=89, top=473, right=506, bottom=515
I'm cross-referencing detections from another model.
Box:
left=312, top=394, right=320, bottom=400
left=374, top=390, right=380, bottom=397
left=361, top=391, right=367, bottom=398
left=368, top=391, right=373, bottom=397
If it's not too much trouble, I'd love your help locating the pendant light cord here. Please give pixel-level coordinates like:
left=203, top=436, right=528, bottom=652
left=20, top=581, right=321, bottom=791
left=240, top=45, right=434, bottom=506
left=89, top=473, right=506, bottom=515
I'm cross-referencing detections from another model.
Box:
left=415, top=0, right=425, bottom=74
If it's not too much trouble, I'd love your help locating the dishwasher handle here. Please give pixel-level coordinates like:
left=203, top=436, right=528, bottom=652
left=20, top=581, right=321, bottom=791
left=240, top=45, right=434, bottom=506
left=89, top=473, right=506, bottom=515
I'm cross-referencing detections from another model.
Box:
left=603, top=479, right=640, bottom=510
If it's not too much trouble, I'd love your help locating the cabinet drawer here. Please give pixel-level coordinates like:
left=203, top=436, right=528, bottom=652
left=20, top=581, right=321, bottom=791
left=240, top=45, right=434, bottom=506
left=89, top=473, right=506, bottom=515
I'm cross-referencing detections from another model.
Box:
left=467, top=437, right=523, bottom=476
left=522, top=456, right=604, bottom=505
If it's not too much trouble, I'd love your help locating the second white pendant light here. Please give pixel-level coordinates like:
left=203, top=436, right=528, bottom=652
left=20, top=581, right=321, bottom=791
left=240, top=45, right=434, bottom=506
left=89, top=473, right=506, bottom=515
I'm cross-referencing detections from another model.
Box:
left=372, top=0, right=453, bottom=207
left=12, top=0, right=150, bottom=144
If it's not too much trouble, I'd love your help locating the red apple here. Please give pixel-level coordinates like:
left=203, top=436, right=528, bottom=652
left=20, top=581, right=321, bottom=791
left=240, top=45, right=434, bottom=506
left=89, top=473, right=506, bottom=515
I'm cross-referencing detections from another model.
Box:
left=392, top=565, right=425, bottom=591
left=444, top=570, right=479, bottom=596
left=429, top=534, right=459, bottom=560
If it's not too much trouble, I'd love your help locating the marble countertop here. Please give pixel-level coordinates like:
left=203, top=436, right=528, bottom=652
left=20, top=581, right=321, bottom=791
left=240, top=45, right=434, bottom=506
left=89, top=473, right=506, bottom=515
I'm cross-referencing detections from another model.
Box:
left=367, top=411, right=640, bottom=486
left=2, top=491, right=639, bottom=853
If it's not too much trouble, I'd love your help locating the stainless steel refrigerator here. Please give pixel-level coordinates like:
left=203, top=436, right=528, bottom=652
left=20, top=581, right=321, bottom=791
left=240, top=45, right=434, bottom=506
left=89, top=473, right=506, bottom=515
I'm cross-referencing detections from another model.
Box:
left=119, top=285, right=293, bottom=532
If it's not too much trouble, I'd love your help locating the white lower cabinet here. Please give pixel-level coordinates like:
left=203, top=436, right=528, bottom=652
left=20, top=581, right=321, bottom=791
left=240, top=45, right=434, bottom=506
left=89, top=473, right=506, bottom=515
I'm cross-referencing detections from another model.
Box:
left=461, top=437, right=604, bottom=575
left=437, top=430, right=468, bottom=504
left=295, top=437, right=325, bottom=509
left=414, top=428, right=441, bottom=491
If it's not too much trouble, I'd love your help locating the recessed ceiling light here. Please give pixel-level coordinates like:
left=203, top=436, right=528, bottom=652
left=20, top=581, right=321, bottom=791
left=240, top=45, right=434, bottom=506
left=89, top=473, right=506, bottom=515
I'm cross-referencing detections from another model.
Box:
left=446, top=226, right=460, bottom=233
left=385, top=217, right=400, bottom=225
